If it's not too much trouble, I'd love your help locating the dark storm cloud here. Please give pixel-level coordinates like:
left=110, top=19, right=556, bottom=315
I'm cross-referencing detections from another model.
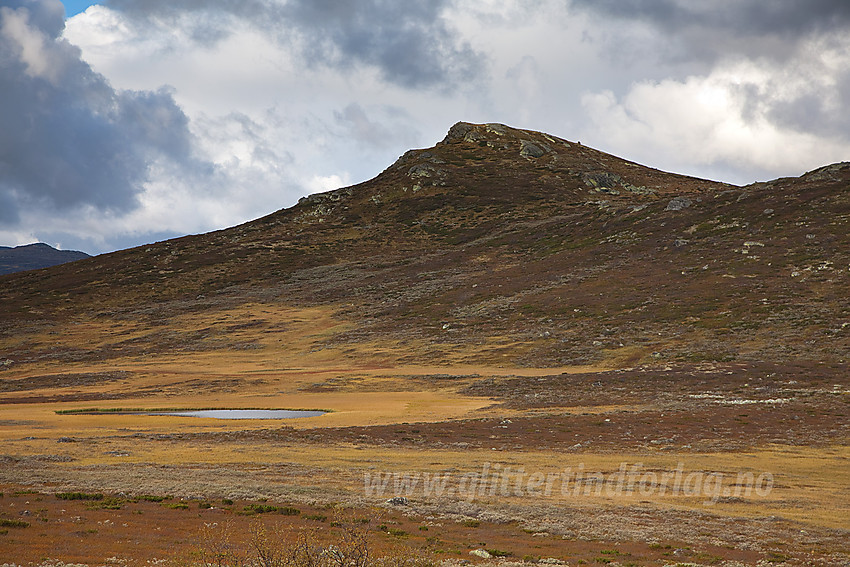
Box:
left=569, top=0, right=850, bottom=35
left=106, top=0, right=485, bottom=90
left=279, top=0, right=483, bottom=89
left=569, top=0, right=850, bottom=60
left=0, top=0, right=204, bottom=224
left=570, top=0, right=850, bottom=142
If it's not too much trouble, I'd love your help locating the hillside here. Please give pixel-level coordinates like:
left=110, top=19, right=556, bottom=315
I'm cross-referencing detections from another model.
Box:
left=0, top=242, right=90, bottom=275
left=1, top=121, right=848, bottom=367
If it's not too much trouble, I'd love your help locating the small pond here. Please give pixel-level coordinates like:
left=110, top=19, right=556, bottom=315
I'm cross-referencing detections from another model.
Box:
left=146, top=409, right=326, bottom=420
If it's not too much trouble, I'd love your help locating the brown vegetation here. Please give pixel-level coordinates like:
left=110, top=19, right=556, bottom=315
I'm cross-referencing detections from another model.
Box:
left=0, top=123, right=847, bottom=565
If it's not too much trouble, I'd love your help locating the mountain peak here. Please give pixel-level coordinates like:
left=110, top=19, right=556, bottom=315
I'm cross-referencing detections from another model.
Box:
left=288, top=121, right=745, bottom=241
left=2, top=121, right=847, bottom=368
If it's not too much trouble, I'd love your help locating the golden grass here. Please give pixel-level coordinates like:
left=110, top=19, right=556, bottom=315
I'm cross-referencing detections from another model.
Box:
left=1, top=301, right=848, bottom=541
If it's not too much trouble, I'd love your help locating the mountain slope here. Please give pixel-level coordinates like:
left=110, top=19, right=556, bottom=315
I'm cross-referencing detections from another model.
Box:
left=0, top=122, right=848, bottom=367
left=0, top=243, right=90, bottom=275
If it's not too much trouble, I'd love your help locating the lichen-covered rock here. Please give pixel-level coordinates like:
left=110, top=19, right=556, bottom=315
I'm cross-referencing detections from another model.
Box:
left=443, top=121, right=475, bottom=143
left=520, top=140, right=545, bottom=158
left=297, top=186, right=353, bottom=207
left=665, top=196, right=692, bottom=211
left=485, top=123, right=507, bottom=135
left=583, top=171, right=621, bottom=189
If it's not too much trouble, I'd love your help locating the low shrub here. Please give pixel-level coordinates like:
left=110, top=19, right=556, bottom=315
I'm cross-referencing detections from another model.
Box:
left=56, top=492, right=103, bottom=501
left=136, top=494, right=166, bottom=502
left=0, top=519, right=30, bottom=528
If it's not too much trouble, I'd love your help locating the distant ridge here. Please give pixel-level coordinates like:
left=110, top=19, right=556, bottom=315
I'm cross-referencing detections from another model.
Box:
left=0, top=243, right=90, bottom=275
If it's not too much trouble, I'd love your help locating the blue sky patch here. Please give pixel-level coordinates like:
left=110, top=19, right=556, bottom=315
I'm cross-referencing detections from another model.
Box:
left=63, top=1, right=100, bottom=18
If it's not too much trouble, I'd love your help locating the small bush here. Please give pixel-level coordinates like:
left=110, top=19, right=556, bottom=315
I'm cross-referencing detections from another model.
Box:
left=387, top=528, right=407, bottom=537
left=461, top=519, right=480, bottom=528
left=136, top=494, right=166, bottom=502
left=303, top=514, right=327, bottom=522
left=0, top=519, right=30, bottom=528
left=167, top=502, right=190, bottom=510
left=56, top=492, right=103, bottom=501
left=87, top=497, right=123, bottom=510
left=244, top=504, right=278, bottom=514
left=222, top=498, right=234, bottom=505
left=488, top=549, right=511, bottom=557
left=279, top=506, right=300, bottom=516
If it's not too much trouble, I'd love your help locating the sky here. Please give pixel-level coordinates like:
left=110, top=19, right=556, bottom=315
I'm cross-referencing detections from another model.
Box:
left=1, top=1, right=849, bottom=254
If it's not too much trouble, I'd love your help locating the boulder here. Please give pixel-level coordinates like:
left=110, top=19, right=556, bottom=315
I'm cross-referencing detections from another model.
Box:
left=443, top=122, right=474, bottom=142
left=665, top=197, right=692, bottom=211
left=520, top=140, right=545, bottom=158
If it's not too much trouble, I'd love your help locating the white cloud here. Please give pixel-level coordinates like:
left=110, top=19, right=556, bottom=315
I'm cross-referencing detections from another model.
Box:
left=307, top=174, right=350, bottom=195
left=579, top=47, right=850, bottom=184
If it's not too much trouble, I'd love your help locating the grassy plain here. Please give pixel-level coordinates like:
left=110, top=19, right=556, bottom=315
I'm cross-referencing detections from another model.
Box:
left=1, top=303, right=848, bottom=565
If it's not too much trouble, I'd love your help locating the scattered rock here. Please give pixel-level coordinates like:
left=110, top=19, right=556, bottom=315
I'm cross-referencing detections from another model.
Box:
left=295, top=186, right=354, bottom=220
left=520, top=140, right=546, bottom=158
left=0, top=358, right=13, bottom=368
left=665, top=197, right=692, bottom=211
left=485, top=123, right=507, bottom=135
left=57, top=437, right=75, bottom=443
left=582, top=171, right=621, bottom=189
left=469, top=549, right=492, bottom=559
left=802, top=161, right=850, bottom=182
left=407, top=163, right=447, bottom=187
left=538, top=559, right=565, bottom=565
left=408, top=164, right=437, bottom=178
left=297, top=186, right=352, bottom=207
left=385, top=496, right=408, bottom=506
